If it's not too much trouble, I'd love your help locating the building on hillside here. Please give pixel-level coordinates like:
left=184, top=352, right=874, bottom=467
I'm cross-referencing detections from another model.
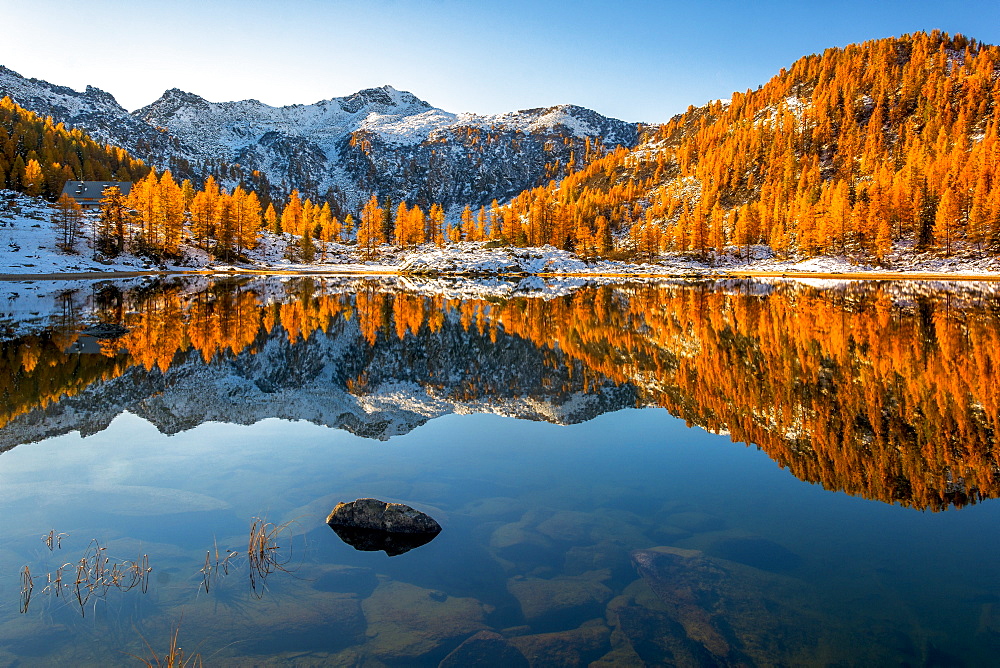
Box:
left=61, top=181, right=132, bottom=210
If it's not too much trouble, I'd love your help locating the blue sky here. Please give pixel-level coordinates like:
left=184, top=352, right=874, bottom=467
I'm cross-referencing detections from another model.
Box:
left=3, top=0, right=1000, bottom=122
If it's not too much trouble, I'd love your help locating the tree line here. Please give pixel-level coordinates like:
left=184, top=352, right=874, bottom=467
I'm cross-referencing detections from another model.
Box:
left=10, top=31, right=1000, bottom=263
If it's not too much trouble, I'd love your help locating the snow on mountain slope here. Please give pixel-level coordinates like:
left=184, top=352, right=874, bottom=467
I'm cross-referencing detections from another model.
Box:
left=134, top=85, right=632, bottom=157
left=1, top=64, right=640, bottom=212
left=133, top=84, right=640, bottom=209
left=0, top=66, right=199, bottom=173
left=134, top=85, right=448, bottom=157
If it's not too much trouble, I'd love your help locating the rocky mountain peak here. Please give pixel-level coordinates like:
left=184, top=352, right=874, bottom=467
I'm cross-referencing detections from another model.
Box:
left=136, top=88, right=212, bottom=120
left=337, top=85, right=432, bottom=114
left=1, top=64, right=640, bottom=213
left=83, top=84, right=120, bottom=107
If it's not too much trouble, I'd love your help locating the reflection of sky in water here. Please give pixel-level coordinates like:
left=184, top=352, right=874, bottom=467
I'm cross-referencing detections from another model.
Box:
left=3, top=407, right=1000, bottom=664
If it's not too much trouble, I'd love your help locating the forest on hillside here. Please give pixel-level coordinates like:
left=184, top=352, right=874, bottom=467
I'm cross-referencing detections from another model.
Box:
left=3, top=31, right=1000, bottom=264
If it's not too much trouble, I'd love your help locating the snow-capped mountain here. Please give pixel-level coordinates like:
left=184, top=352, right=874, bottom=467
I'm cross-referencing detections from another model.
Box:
left=0, top=65, right=639, bottom=211
left=0, top=66, right=200, bottom=177
left=135, top=84, right=639, bottom=210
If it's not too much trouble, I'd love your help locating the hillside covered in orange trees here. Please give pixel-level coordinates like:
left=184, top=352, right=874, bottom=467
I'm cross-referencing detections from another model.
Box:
left=499, top=31, right=1000, bottom=262
left=4, top=31, right=1000, bottom=275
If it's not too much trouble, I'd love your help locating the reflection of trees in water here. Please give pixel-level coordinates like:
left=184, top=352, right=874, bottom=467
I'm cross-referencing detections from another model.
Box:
left=2, top=277, right=999, bottom=510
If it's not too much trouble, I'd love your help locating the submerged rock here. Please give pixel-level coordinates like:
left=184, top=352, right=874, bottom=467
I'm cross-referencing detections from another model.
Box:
left=507, top=571, right=613, bottom=632
left=438, top=630, right=530, bottom=668
left=311, top=565, right=379, bottom=596
left=665, top=511, right=725, bottom=533
left=630, top=547, right=735, bottom=661
left=362, top=580, right=488, bottom=663
left=706, top=536, right=802, bottom=572
left=327, top=498, right=443, bottom=534
left=490, top=521, right=559, bottom=567
left=507, top=621, right=612, bottom=667
left=627, top=546, right=840, bottom=665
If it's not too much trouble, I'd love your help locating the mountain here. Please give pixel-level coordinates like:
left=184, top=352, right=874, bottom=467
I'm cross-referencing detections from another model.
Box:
left=0, top=66, right=639, bottom=212
left=134, top=84, right=639, bottom=211
left=0, top=66, right=199, bottom=178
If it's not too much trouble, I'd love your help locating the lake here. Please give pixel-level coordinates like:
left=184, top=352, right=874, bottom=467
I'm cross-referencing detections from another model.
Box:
left=1, top=275, right=999, bottom=666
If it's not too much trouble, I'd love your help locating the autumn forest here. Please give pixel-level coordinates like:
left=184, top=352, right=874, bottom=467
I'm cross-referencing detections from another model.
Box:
left=3, top=31, right=1000, bottom=263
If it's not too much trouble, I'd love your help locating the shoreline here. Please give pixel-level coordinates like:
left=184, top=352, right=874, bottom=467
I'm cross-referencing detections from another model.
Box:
left=3, top=268, right=1000, bottom=282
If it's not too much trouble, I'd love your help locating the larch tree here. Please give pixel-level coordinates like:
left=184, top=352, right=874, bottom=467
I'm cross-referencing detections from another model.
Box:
left=358, top=195, right=384, bottom=258
left=51, top=193, right=83, bottom=251
left=96, top=186, right=130, bottom=255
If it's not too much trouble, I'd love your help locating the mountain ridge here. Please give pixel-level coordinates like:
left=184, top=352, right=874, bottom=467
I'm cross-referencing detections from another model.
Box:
left=0, top=65, right=639, bottom=212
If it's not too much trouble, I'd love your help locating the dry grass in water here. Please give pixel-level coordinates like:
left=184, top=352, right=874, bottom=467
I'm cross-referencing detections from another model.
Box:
left=198, top=536, right=238, bottom=594
left=20, top=534, right=152, bottom=616
left=197, top=516, right=298, bottom=597
left=19, top=564, right=33, bottom=614
left=43, top=529, right=68, bottom=551
left=126, top=622, right=203, bottom=668
left=247, top=516, right=295, bottom=597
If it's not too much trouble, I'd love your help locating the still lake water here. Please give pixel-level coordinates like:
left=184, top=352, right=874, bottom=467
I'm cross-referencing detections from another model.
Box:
left=1, top=275, right=999, bottom=666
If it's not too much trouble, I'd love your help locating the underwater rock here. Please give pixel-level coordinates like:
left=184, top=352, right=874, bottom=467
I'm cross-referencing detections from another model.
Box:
left=311, top=565, right=379, bottom=596
left=163, top=590, right=366, bottom=655
left=490, top=521, right=558, bottom=566
left=535, top=509, right=651, bottom=546
left=564, top=542, right=632, bottom=579
left=362, top=580, right=488, bottom=663
left=508, top=621, right=612, bottom=667
left=329, top=525, right=440, bottom=556
left=240, top=595, right=366, bottom=654
left=607, top=596, right=720, bottom=666
left=665, top=511, right=725, bottom=533
left=535, top=510, right=594, bottom=542
left=706, top=536, right=802, bottom=572
left=507, top=571, right=613, bottom=632
left=623, top=546, right=910, bottom=665
left=461, top=496, right=527, bottom=520
left=630, top=547, right=734, bottom=660
left=327, top=498, right=442, bottom=534
left=438, top=630, right=530, bottom=668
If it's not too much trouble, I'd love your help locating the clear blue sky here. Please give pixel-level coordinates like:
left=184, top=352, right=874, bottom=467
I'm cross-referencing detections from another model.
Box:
left=3, top=0, right=1000, bottom=122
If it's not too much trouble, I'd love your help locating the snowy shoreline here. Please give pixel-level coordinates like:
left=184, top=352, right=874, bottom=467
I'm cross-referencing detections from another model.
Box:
left=3, top=190, right=1000, bottom=283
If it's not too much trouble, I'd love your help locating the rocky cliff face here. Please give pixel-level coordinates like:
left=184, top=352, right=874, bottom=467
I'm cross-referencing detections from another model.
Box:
left=0, top=66, right=639, bottom=212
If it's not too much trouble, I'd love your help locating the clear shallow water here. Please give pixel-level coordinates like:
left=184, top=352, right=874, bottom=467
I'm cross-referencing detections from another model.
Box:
left=1, top=276, right=1000, bottom=665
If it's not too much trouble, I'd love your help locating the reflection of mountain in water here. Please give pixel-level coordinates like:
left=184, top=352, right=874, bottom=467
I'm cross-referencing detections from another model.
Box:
left=0, top=279, right=637, bottom=446
left=1, top=276, right=999, bottom=511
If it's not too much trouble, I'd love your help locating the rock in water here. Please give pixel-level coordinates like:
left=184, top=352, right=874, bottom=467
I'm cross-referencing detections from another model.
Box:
left=439, top=631, right=530, bottom=668
left=327, top=498, right=442, bottom=534
left=630, top=547, right=734, bottom=661
left=327, top=498, right=441, bottom=555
